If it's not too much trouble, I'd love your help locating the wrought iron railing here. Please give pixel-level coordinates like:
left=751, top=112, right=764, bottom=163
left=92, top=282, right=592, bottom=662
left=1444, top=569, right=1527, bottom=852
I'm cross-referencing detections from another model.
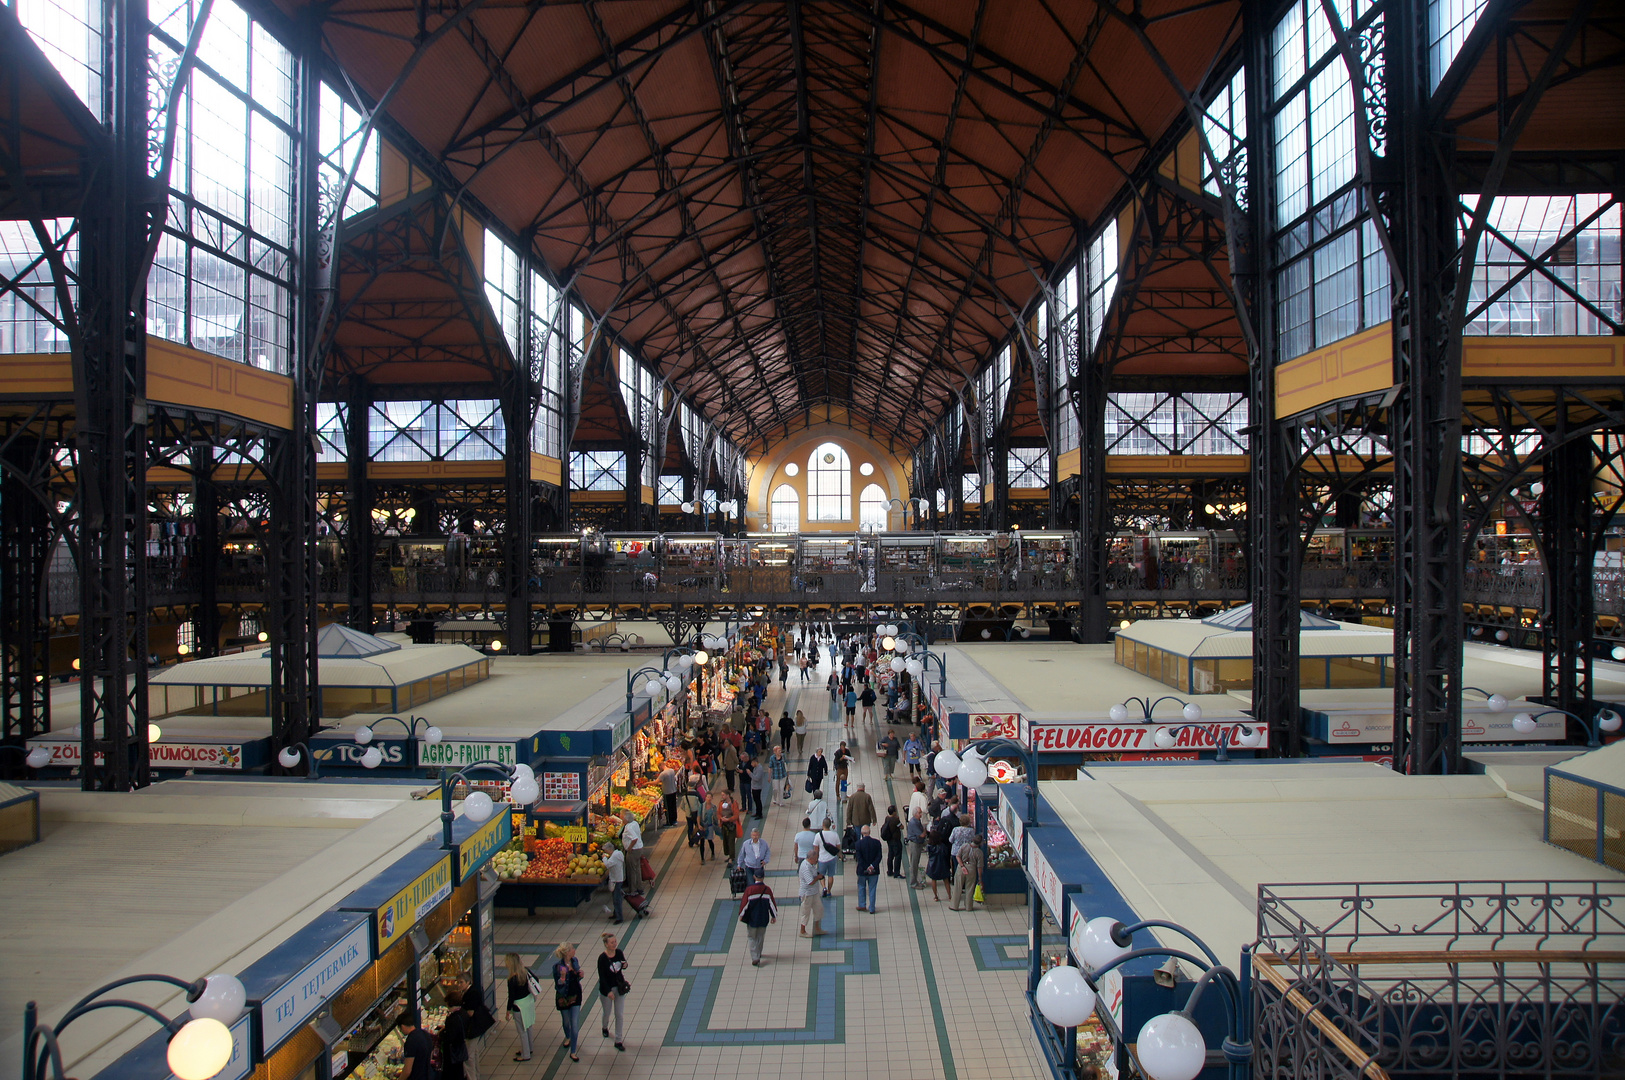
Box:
left=1253, top=880, right=1625, bottom=1079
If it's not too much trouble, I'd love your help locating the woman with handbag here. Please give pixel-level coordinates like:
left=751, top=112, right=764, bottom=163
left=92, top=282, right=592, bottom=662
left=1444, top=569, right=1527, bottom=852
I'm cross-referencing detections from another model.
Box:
left=596, top=931, right=631, bottom=1052
left=550, top=943, right=584, bottom=1062
left=504, top=953, right=537, bottom=1062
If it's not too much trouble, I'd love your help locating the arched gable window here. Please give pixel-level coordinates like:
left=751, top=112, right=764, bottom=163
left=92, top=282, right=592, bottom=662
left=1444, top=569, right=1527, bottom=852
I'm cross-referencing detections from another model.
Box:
left=807, top=442, right=851, bottom=521
left=858, top=484, right=888, bottom=531
left=771, top=484, right=800, bottom=532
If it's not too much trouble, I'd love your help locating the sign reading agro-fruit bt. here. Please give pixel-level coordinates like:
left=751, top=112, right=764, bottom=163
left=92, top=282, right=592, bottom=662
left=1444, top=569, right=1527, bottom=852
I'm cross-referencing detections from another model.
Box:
left=418, top=739, right=517, bottom=768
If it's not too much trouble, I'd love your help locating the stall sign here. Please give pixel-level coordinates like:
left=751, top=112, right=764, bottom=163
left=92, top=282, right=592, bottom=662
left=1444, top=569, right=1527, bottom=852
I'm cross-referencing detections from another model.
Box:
left=1097, top=968, right=1125, bottom=1079
left=27, top=739, right=244, bottom=770
left=612, top=714, right=633, bottom=750
left=1028, top=841, right=1064, bottom=920
left=553, top=825, right=589, bottom=843
left=1464, top=710, right=1564, bottom=742
left=1027, top=721, right=1270, bottom=753
left=969, top=713, right=1020, bottom=741
left=418, top=739, right=517, bottom=768
left=542, top=772, right=582, bottom=801
left=168, top=1014, right=251, bottom=1080
left=998, top=793, right=1024, bottom=856
left=260, top=920, right=372, bottom=1053
left=313, top=736, right=409, bottom=768
left=375, top=855, right=452, bottom=954
left=456, top=805, right=513, bottom=883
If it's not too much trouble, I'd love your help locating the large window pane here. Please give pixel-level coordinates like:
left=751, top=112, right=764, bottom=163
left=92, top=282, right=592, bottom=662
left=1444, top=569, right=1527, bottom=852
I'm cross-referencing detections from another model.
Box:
left=806, top=442, right=851, bottom=521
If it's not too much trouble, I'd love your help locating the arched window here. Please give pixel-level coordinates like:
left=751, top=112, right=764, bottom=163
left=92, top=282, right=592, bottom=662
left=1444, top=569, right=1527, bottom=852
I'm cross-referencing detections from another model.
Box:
left=771, top=484, right=800, bottom=532
left=859, top=484, right=889, bottom=531
left=807, top=442, right=851, bottom=521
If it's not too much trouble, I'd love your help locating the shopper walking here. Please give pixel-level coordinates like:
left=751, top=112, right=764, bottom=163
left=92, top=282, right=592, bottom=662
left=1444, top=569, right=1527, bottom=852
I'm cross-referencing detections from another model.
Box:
left=739, top=826, right=771, bottom=879
left=806, top=747, right=828, bottom=793
left=951, top=834, right=985, bottom=912
left=846, top=781, right=877, bottom=832
left=658, top=763, right=680, bottom=828
left=717, top=788, right=741, bottom=867
left=739, top=868, right=779, bottom=965
left=880, top=805, right=904, bottom=878
left=853, top=824, right=883, bottom=912
left=833, top=741, right=852, bottom=801
left=816, top=818, right=841, bottom=897
left=903, top=733, right=923, bottom=778
left=843, top=686, right=858, bottom=729
left=597, top=931, right=630, bottom=1052
left=779, top=711, right=795, bottom=753
left=908, top=778, right=929, bottom=824
left=926, top=813, right=954, bottom=902
left=549, top=943, right=584, bottom=1062
left=601, top=843, right=626, bottom=925
left=794, top=817, right=818, bottom=863
left=681, top=778, right=704, bottom=850
left=619, top=815, right=643, bottom=896
left=860, top=684, right=877, bottom=724
left=805, top=790, right=830, bottom=837
left=878, top=730, right=900, bottom=779
left=794, top=710, right=809, bottom=755
left=696, top=794, right=718, bottom=864
left=504, top=954, right=536, bottom=1062
left=798, top=655, right=810, bottom=682
left=798, top=849, right=826, bottom=937
left=749, top=755, right=769, bottom=818
left=721, top=740, right=740, bottom=794
left=906, top=807, right=928, bottom=887
left=770, top=745, right=789, bottom=803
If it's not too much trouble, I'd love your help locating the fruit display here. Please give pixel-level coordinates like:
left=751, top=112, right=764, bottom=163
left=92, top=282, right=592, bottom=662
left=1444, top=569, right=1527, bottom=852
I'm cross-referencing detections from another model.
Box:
left=491, top=849, right=528, bottom=879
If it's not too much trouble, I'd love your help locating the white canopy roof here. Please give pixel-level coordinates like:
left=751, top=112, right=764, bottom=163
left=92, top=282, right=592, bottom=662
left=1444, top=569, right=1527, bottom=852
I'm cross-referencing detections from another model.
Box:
left=152, top=642, right=486, bottom=689
left=1120, top=615, right=1392, bottom=660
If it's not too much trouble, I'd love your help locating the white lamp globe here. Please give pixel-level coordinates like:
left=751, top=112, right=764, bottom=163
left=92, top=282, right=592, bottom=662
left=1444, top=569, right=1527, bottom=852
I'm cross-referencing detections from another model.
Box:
left=167, top=1017, right=234, bottom=1080
left=1613, top=646, right=1624, bottom=661
left=933, top=749, right=961, bottom=779
left=1153, top=728, right=1177, bottom=749
left=1136, top=1012, right=1207, bottom=1080
left=891, top=657, right=906, bottom=674
left=1238, top=726, right=1263, bottom=748
left=644, top=678, right=663, bottom=697
left=148, top=723, right=163, bottom=743
left=463, top=790, right=494, bottom=823
left=424, top=726, right=444, bottom=744
left=1511, top=713, right=1537, bottom=734
left=354, top=726, right=374, bottom=745
left=681, top=502, right=694, bottom=514
left=1496, top=629, right=1510, bottom=641
left=511, top=762, right=535, bottom=782
left=1182, top=702, right=1202, bottom=722
left=1109, top=703, right=1129, bottom=723
left=26, top=747, right=51, bottom=768
left=190, top=974, right=247, bottom=1024
left=360, top=746, right=383, bottom=769
left=510, top=775, right=540, bottom=806
left=694, top=650, right=710, bottom=666
left=906, top=659, right=925, bottom=678
left=882, top=636, right=896, bottom=652
left=664, top=673, right=681, bottom=692
left=1077, top=916, right=1130, bottom=971
left=277, top=747, right=302, bottom=769
left=981, top=629, right=992, bottom=639
left=678, top=654, right=694, bottom=670
left=1034, top=965, right=1096, bottom=1028
left=1599, top=710, right=1622, bottom=733
left=958, top=755, right=989, bottom=788
left=1486, top=693, right=1508, bottom=712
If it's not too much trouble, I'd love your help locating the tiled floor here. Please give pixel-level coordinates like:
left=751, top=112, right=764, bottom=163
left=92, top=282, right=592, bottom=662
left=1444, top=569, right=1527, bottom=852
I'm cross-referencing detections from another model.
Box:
left=482, top=656, right=1045, bottom=1079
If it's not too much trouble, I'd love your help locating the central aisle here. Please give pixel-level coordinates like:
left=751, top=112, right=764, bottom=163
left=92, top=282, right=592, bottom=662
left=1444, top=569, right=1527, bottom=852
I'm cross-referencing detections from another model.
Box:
left=485, top=645, right=1045, bottom=1079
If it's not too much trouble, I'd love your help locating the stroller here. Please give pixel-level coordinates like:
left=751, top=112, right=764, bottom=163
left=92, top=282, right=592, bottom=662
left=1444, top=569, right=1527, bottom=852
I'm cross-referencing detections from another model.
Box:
left=841, top=824, right=858, bottom=858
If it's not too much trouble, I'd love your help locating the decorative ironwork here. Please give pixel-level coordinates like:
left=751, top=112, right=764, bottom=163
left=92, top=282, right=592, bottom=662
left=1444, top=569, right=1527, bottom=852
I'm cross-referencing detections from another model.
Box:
left=1254, top=880, right=1625, bottom=1079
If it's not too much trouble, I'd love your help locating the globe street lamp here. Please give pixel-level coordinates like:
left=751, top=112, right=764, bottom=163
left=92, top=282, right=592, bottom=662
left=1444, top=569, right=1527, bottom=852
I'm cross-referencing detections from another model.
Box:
left=1511, top=705, right=1622, bottom=748
left=355, top=715, right=444, bottom=746
left=938, top=736, right=1039, bottom=826
left=1066, top=916, right=1251, bottom=1080
left=1110, top=696, right=1204, bottom=723
left=277, top=740, right=386, bottom=777
left=438, top=761, right=541, bottom=849
left=23, top=972, right=248, bottom=1080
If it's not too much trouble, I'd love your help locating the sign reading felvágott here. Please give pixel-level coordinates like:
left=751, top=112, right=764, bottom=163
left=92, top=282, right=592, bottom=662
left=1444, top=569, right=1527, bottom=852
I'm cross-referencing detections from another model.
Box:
left=456, top=804, right=512, bottom=883
left=375, top=856, right=452, bottom=954
left=260, top=920, right=372, bottom=1053
left=418, top=740, right=516, bottom=768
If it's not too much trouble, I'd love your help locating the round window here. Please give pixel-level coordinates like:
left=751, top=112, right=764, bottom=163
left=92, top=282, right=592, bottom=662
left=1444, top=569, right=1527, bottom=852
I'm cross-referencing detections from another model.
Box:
left=859, top=462, right=875, bottom=476
left=785, top=463, right=800, bottom=477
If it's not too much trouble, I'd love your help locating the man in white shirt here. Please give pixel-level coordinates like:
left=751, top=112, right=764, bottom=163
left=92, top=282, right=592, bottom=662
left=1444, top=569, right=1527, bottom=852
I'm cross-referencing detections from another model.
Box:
left=816, top=819, right=841, bottom=898
left=601, top=845, right=627, bottom=925
left=907, top=779, right=930, bottom=825
left=805, top=791, right=830, bottom=836
left=793, top=817, right=818, bottom=862
left=620, top=816, right=643, bottom=895
left=797, top=850, right=825, bottom=937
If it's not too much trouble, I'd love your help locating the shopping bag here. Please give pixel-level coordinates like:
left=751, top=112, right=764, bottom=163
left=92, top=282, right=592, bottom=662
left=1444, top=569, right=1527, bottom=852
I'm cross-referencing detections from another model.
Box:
left=973, top=884, right=985, bottom=903
left=640, top=855, right=656, bottom=882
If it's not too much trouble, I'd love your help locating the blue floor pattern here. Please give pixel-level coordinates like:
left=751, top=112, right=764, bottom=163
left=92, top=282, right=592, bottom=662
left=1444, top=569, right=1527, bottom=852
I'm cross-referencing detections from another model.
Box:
left=653, top=895, right=877, bottom=1045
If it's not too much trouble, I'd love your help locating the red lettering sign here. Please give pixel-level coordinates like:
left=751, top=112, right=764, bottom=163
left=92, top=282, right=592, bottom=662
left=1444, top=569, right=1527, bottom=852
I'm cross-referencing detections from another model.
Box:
left=1026, top=722, right=1268, bottom=754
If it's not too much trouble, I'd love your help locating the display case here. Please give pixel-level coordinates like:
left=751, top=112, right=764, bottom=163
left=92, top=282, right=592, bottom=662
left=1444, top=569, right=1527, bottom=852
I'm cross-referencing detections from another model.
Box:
left=328, top=921, right=471, bottom=1080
